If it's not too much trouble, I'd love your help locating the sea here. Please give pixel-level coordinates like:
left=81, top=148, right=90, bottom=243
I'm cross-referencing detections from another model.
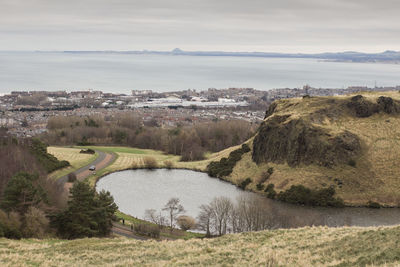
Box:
left=0, top=51, right=399, bottom=95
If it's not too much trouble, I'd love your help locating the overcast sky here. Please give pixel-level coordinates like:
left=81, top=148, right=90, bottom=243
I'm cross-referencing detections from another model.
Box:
left=0, top=0, right=399, bottom=52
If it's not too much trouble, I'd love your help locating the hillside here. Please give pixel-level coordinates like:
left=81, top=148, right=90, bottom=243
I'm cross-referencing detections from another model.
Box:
left=211, top=91, right=400, bottom=206
left=1, top=225, right=399, bottom=266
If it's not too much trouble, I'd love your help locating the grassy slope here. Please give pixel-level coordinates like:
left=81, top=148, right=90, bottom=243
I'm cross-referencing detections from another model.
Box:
left=225, top=91, right=400, bottom=206
left=1, top=225, right=400, bottom=266
left=47, top=147, right=98, bottom=179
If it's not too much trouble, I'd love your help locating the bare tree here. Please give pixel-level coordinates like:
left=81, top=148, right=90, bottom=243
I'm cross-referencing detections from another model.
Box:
left=197, top=204, right=214, bottom=237
left=162, top=198, right=185, bottom=230
left=210, top=197, right=233, bottom=236
left=144, top=209, right=166, bottom=229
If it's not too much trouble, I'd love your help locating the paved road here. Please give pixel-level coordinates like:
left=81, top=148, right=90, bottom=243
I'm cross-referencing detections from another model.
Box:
left=56, top=150, right=114, bottom=188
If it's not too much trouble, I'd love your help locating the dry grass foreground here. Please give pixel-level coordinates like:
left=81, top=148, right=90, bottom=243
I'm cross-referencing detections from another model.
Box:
left=1, top=225, right=400, bottom=266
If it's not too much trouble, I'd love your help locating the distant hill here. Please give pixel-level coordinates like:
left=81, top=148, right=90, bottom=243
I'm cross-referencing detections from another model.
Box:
left=60, top=49, right=400, bottom=63
left=208, top=91, right=400, bottom=206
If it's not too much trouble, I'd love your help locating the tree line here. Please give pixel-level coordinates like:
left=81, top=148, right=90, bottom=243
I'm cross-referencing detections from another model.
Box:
left=142, top=195, right=329, bottom=238
left=43, top=113, right=256, bottom=161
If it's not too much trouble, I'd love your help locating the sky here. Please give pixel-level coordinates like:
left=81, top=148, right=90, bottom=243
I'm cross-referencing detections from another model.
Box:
left=0, top=0, right=399, bottom=53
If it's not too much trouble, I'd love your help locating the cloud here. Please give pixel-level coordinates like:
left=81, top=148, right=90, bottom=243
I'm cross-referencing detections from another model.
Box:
left=0, top=0, right=399, bottom=52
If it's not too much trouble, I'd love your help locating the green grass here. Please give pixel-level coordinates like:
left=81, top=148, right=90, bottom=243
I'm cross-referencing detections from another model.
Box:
left=1, top=225, right=400, bottom=266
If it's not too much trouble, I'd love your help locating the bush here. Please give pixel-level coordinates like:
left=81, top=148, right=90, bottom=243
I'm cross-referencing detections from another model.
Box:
left=80, top=149, right=95, bottom=154
left=144, top=157, right=158, bottom=169
left=368, top=201, right=381, bottom=209
left=177, top=215, right=196, bottom=231
left=29, top=138, right=70, bottom=173
left=207, top=144, right=250, bottom=178
left=277, top=185, right=344, bottom=207
left=67, top=172, right=77, bottom=183
left=0, top=210, right=22, bottom=239
left=256, top=183, right=264, bottom=191
left=134, top=223, right=160, bottom=238
left=164, top=160, right=174, bottom=169
left=264, top=184, right=277, bottom=199
left=239, top=178, right=252, bottom=190
left=22, top=207, right=49, bottom=238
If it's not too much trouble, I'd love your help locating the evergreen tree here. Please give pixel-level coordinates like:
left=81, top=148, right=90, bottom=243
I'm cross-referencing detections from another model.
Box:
left=1, top=172, right=46, bottom=214
left=51, top=181, right=118, bottom=239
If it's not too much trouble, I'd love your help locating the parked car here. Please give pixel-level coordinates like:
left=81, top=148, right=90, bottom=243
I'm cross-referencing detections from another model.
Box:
left=89, top=165, right=96, bottom=171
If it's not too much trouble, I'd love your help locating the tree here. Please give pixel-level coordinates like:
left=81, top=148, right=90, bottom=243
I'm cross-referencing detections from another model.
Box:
left=177, top=215, right=196, bottom=231
left=162, top=198, right=185, bottom=230
left=51, top=181, right=118, bottom=239
left=1, top=172, right=47, bottom=214
left=144, top=209, right=166, bottom=229
left=210, top=197, right=233, bottom=236
left=197, top=204, right=213, bottom=237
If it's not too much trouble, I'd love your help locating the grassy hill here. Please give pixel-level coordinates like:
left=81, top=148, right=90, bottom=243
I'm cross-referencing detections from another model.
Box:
left=1, top=225, right=399, bottom=266
left=217, top=91, right=400, bottom=207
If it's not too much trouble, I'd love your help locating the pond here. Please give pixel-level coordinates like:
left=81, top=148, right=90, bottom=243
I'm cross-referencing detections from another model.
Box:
left=96, top=169, right=400, bottom=228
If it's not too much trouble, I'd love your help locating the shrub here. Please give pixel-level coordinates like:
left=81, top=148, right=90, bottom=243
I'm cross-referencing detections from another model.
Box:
left=277, top=185, right=344, bottom=207
left=256, top=183, right=264, bottom=191
left=0, top=210, right=22, bottom=239
left=144, top=157, right=158, bottom=169
left=207, top=144, right=250, bottom=178
left=264, top=184, right=276, bottom=199
left=79, top=149, right=95, bottom=154
left=67, top=172, right=77, bottom=183
left=368, top=201, right=381, bottom=209
left=134, top=223, right=160, bottom=238
left=164, top=160, right=174, bottom=169
left=177, top=215, right=196, bottom=231
left=29, top=138, right=70, bottom=173
left=22, top=207, right=49, bottom=238
left=239, top=178, right=252, bottom=190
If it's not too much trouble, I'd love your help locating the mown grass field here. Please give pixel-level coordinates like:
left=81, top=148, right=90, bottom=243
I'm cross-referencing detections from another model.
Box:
left=1, top=225, right=400, bottom=266
left=47, top=147, right=98, bottom=180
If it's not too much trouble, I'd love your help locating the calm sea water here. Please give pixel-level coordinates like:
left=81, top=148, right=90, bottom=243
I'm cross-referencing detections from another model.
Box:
left=96, top=169, right=400, bottom=228
left=0, top=52, right=400, bottom=94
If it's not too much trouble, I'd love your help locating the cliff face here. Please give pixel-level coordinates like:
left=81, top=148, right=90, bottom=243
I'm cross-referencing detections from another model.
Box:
left=253, top=94, right=400, bottom=168
left=252, top=117, right=360, bottom=167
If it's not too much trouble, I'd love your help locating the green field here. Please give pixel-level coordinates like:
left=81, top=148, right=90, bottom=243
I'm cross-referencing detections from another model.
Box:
left=1, top=225, right=399, bottom=266
left=47, top=147, right=99, bottom=180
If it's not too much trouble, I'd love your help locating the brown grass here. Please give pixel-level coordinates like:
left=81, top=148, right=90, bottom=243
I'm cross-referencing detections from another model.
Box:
left=1, top=225, right=400, bottom=266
